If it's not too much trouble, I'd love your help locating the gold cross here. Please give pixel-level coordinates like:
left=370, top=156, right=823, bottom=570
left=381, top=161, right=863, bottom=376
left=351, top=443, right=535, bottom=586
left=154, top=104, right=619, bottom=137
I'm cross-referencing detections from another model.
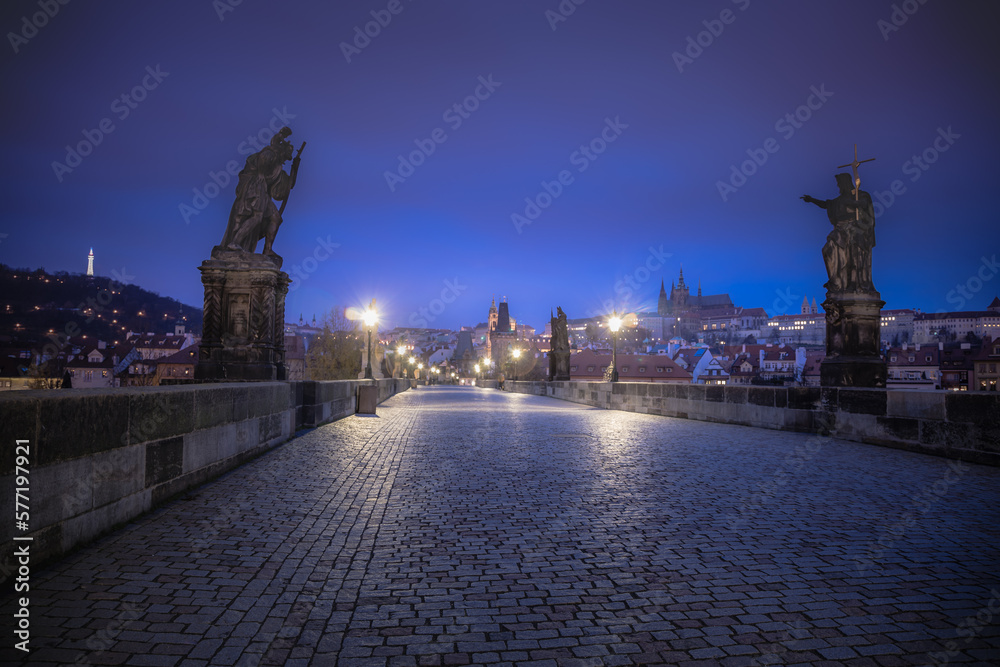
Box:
left=837, top=143, right=876, bottom=219
left=837, top=143, right=876, bottom=197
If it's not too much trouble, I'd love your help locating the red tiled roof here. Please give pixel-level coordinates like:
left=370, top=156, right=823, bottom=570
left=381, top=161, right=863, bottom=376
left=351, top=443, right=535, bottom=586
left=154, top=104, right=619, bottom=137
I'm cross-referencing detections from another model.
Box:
left=886, top=346, right=940, bottom=367
left=761, top=347, right=797, bottom=361
left=157, top=346, right=198, bottom=365
left=729, top=354, right=758, bottom=376
left=802, top=350, right=824, bottom=375
left=569, top=349, right=691, bottom=380
left=973, top=337, right=1000, bottom=361
left=127, top=334, right=185, bottom=349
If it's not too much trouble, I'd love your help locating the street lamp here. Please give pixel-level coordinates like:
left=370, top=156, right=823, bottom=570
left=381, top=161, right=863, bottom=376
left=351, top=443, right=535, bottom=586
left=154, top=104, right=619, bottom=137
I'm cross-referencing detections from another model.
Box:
left=512, top=348, right=521, bottom=382
left=608, top=313, right=622, bottom=382
left=363, top=307, right=378, bottom=379
left=397, top=345, right=406, bottom=378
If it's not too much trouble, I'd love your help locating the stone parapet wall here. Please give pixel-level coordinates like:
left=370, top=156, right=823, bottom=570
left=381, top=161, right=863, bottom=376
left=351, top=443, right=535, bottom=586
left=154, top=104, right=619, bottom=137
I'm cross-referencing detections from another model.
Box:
left=503, top=381, right=999, bottom=466
left=0, top=379, right=408, bottom=572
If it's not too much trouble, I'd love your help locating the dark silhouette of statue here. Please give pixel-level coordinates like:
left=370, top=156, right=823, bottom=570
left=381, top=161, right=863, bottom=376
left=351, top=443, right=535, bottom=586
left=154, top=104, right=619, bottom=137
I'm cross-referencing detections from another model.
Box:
left=801, top=158, right=885, bottom=388
left=548, top=307, right=571, bottom=381
left=219, top=126, right=303, bottom=257
left=801, top=173, right=876, bottom=293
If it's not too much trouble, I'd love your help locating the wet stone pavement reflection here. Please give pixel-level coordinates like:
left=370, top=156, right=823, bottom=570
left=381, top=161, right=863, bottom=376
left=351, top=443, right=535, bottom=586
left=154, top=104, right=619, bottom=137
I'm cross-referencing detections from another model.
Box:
left=2, top=386, right=998, bottom=666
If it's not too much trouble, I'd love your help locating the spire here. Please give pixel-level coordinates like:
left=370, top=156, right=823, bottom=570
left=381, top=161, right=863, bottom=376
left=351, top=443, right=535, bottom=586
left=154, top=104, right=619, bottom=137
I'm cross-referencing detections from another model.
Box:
left=678, top=265, right=685, bottom=287
left=811, top=297, right=818, bottom=314
left=801, top=295, right=809, bottom=314
left=698, top=279, right=702, bottom=297
left=657, top=280, right=669, bottom=316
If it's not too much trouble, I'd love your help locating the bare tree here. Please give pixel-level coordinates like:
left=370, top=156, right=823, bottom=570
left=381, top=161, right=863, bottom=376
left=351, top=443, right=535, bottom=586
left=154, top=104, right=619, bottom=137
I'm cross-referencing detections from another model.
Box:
left=306, top=306, right=362, bottom=380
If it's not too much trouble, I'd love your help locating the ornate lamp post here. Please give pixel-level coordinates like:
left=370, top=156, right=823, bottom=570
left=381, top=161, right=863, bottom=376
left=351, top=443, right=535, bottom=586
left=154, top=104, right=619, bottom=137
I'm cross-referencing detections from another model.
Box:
left=512, top=348, right=521, bottom=382
left=417, top=362, right=423, bottom=384
left=397, top=345, right=406, bottom=378
left=363, top=307, right=378, bottom=379
left=609, top=314, right=622, bottom=382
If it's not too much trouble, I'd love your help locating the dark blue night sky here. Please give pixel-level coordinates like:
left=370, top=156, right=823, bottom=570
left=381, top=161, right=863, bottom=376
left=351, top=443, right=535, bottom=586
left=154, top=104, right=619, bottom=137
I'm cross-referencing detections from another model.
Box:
left=2, top=0, right=999, bottom=331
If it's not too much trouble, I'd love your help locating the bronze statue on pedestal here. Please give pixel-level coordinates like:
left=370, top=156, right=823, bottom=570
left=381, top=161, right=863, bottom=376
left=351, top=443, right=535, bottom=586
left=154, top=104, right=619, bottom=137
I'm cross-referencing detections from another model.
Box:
left=800, top=144, right=885, bottom=387
left=218, top=126, right=305, bottom=259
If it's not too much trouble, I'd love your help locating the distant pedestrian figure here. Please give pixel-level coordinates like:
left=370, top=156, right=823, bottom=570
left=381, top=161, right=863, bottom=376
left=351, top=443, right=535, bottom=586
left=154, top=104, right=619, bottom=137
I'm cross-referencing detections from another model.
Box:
left=498, top=374, right=505, bottom=390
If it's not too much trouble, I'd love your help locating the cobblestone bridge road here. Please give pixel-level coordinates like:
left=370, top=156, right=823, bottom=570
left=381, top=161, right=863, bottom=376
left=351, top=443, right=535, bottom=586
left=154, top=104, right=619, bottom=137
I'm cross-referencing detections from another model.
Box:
left=3, top=386, right=999, bottom=666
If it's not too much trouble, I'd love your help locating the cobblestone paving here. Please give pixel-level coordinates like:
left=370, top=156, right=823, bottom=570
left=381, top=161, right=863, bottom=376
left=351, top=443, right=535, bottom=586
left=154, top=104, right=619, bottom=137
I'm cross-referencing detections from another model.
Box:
left=3, top=386, right=999, bottom=666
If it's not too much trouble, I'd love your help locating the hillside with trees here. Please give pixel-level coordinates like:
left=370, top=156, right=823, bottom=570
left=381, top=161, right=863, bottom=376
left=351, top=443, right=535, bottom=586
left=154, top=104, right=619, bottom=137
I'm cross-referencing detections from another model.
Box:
left=0, top=264, right=201, bottom=346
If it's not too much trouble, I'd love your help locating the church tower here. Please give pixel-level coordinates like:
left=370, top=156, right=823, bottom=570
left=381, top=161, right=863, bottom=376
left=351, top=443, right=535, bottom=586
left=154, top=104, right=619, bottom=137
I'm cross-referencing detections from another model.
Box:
left=657, top=280, right=669, bottom=316
left=87, top=247, right=94, bottom=276
left=489, top=297, right=517, bottom=368
left=486, top=296, right=498, bottom=360
left=671, top=266, right=689, bottom=311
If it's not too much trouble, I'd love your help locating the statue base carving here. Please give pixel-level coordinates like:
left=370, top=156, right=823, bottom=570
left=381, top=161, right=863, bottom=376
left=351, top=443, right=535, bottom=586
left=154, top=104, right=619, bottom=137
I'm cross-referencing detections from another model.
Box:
left=820, top=290, right=886, bottom=388
left=195, top=249, right=290, bottom=382
left=548, top=350, right=570, bottom=381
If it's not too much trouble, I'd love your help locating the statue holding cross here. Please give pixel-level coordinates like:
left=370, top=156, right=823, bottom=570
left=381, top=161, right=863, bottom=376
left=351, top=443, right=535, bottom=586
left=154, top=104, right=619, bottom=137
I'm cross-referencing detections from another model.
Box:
left=801, top=144, right=877, bottom=293
left=800, top=144, right=886, bottom=388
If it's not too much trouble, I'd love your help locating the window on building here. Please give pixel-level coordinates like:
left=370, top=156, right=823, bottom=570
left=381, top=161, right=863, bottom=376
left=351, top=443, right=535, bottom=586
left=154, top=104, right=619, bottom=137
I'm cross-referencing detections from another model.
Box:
left=621, top=367, right=629, bottom=372
left=909, top=356, right=915, bottom=362
left=570, top=366, right=577, bottom=372
left=101, top=370, right=108, bottom=378
left=666, top=367, right=672, bottom=372
left=639, top=367, right=646, bottom=373
left=656, top=367, right=664, bottom=372
left=587, top=366, right=595, bottom=372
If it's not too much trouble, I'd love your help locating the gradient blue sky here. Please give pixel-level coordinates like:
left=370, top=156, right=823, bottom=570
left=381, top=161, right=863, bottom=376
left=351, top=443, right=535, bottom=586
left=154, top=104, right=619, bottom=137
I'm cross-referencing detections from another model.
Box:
left=2, top=0, right=999, bottom=331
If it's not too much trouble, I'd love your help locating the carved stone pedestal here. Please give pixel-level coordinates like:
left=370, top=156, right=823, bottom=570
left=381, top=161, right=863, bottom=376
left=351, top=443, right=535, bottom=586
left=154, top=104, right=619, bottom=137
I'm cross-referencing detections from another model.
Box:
left=195, top=248, right=290, bottom=382
left=548, top=350, right=570, bottom=381
left=820, top=290, right=886, bottom=388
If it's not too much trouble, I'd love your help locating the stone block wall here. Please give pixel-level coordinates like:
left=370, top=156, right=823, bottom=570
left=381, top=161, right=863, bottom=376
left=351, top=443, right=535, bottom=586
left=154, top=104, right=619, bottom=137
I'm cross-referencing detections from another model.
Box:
left=0, top=378, right=408, bottom=571
left=504, top=381, right=999, bottom=466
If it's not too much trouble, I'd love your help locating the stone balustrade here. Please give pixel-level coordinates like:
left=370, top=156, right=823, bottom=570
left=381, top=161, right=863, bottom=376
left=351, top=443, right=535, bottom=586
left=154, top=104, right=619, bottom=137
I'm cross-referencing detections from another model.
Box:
left=503, top=381, right=999, bottom=466
left=0, top=378, right=411, bottom=571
